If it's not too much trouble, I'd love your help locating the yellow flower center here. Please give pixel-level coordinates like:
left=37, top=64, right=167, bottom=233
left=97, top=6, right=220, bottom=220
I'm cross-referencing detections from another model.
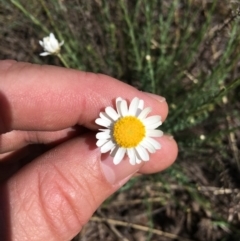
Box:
left=113, top=116, right=145, bottom=148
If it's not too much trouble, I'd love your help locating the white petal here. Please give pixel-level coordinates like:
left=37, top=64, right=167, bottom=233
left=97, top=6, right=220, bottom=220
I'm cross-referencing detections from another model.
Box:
left=138, top=99, right=144, bottom=110
left=39, top=40, right=43, bottom=46
left=50, top=33, right=57, bottom=44
left=50, top=44, right=58, bottom=52
left=96, top=131, right=110, bottom=140
left=44, top=41, right=53, bottom=52
left=51, top=37, right=59, bottom=47
left=100, top=112, right=112, bottom=122
left=146, top=129, right=163, bottom=137
left=110, top=146, right=118, bottom=156
left=129, top=158, right=136, bottom=165
left=40, top=52, right=50, bottom=56
left=138, top=107, right=152, bottom=119
left=140, top=139, right=156, bottom=153
left=116, top=97, right=123, bottom=103
left=136, top=157, right=142, bottom=164
left=101, top=140, right=115, bottom=153
left=147, top=121, right=162, bottom=130
left=127, top=148, right=136, bottom=165
left=105, top=106, right=119, bottom=121
left=96, top=139, right=108, bottom=147
left=143, top=116, right=161, bottom=125
left=135, top=145, right=149, bottom=161
left=136, top=99, right=144, bottom=116
left=113, top=148, right=126, bottom=165
left=50, top=42, right=58, bottom=52
left=120, top=99, right=128, bottom=116
left=145, top=137, right=161, bottom=149
left=59, top=41, right=64, bottom=46
left=116, top=98, right=122, bottom=115
left=128, top=97, right=139, bottom=116
left=95, top=118, right=111, bottom=128
left=49, top=33, right=55, bottom=39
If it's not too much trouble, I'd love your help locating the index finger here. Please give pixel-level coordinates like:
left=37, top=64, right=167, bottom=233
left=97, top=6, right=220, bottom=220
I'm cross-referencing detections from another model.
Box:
left=0, top=60, right=168, bottom=133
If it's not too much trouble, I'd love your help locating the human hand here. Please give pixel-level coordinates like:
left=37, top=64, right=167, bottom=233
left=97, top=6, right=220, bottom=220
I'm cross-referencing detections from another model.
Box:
left=0, top=60, right=178, bottom=241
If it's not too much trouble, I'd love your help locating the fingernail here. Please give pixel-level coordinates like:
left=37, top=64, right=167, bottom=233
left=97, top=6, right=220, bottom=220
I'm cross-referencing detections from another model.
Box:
left=101, top=154, right=143, bottom=185
left=145, top=92, right=166, bottom=103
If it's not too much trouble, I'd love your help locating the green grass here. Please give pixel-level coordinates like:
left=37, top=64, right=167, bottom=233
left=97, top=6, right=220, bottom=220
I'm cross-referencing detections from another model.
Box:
left=1, top=0, right=240, bottom=239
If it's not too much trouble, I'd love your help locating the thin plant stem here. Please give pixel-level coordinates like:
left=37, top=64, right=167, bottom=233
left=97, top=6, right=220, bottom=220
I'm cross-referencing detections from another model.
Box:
left=39, top=0, right=62, bottom=40
left=143, top=0, right=155, bottom=93
left=57, top=54, right=69, bottom=68
left=10, top=0, right=49, bottom=33
left=188, top=77, right=240, bottom=117
left=120, top=0, right=142, bottom=71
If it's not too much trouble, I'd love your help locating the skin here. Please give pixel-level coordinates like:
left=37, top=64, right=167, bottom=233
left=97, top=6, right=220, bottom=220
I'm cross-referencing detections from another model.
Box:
left=0, top=60, right=178, bottom=241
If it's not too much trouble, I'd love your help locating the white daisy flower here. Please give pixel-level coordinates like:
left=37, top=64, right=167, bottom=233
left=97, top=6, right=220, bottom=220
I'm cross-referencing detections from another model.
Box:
left=95, top=97, right=163, bottom=165
left=39, top=33, right=64, bottom=56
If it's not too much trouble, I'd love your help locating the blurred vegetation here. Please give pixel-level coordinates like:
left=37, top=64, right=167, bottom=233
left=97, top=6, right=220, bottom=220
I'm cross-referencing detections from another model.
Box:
left=1, top=0, right=240, bottom=240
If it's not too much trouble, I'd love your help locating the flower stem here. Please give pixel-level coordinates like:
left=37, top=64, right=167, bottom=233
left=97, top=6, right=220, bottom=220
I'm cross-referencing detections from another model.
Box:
left=57, top=54, right=69, bottom=68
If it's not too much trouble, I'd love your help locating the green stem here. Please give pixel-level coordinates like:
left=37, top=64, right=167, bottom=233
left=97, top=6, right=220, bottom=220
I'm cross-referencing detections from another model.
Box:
left=39, top=0, right=61, bottom=39
left=10, top=0, right=49, bottom=33
left=144, top=0, right=155, bottom=93
left=189, top=77, right=240, bottom=116
left=120, top=0, right=142, bottom=71
left=148, top=59, right=155, bottom=93
left=57, top=54, right=69, bottom=68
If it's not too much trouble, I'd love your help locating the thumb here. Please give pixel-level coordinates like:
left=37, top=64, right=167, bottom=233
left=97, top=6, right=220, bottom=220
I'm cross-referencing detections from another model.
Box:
left=2, top=134, right=142, bottom=241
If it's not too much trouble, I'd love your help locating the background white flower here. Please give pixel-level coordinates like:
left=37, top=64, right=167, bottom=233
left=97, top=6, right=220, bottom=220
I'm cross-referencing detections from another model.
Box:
left=39, top=33, right=64, bottom=56
left=95, top=97, right=163, bottom=165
